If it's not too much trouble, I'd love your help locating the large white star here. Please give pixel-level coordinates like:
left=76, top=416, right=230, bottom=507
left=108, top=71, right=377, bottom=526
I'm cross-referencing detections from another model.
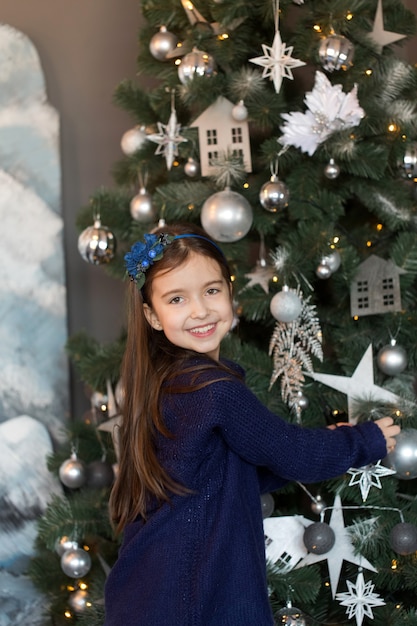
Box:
left=369, top=0, right=406, bottom=54
left=347, top=461, right=396, bottom=501
left=305, top=344, right=402, bottom=424
left=250, top=30, right=306, bottom=93
left=147, top=108, right=187, bottom=170
left=296, top=495, right=377, bottom=598
left=336, top=571, right=385, bottom=626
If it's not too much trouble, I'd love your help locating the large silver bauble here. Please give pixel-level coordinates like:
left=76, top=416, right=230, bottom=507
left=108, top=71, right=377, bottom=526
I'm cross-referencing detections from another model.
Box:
left=390, top=522, right=417, bottom=555
left=178, top=49, right=217, bottom=84
left=78, top=219, right=116, bottom=265
left=149, top=26, right=178, bottom=61
left=384, top=429, right=417, bottom=479
left=303, top=521, right=335, bottom=554
left=318, top=34, right=354, bottom=72
left=259, top=175, right=289, bottom=212
left=120, top=126, right=147, bottom=156
left=275, top=603, right=308, bottom=625
left=130, top=188, right=157, bottom=223
left=398, top=142, right=417, bottom=179
left=270, top=286, right=302, bottom=323
left=377, top=342, right=407, bottom=376
left=59, top=454, right=87, bottom=489
left=201, top=188, right=253, bottom=242
left=324, top=158, right=340, bottom=179
left=260, top=493, right=275, bottom=519
left=61, top=547, right=92, bottom=578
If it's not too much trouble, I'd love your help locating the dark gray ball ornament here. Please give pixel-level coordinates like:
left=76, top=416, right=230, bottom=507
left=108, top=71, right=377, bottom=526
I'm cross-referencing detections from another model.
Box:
left=390, top=522, right=417, bottom=555
left=303, top=521, right=335, bottom=554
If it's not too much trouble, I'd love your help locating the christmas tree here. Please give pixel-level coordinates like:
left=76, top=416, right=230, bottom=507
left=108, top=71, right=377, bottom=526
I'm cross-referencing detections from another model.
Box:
left=30, top=0, right=417, bottom=624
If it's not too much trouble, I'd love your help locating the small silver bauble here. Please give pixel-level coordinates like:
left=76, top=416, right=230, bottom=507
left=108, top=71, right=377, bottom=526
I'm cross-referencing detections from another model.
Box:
left=260, top=493, right=275, bottom=519
left=201, top=187, right=253, bottom=242
left=178, top=48, right=217, bottom=84
left=130, top=188, right=157, bottom=223
left=59, top=453, right=87, bottom=489
left=55, top=536, right=79, bottom=557
left=303, top=521, right=335, bottom=554
left=68, top=589, right=90, bottom=614
left=321, top=249, right=341, bottom=273
left=61, top=547, right=92, bottom=578
left=149, top=26, right=178, bottom=61
left=232, top=100, right=248, bottom=121
left=295, top=391, right=309, bottom=410
left=389, top=522, right=417, bottom=555
left=377, top=341, right=407, bottom=376
left=78, top=219, right=116, bottom=265
left=184, top=157, right=200, bottom=177
left=270, top=286, right=302, bottom=323
left=311, top=494, right=326, bottom=515
left=121, top=125, right=147, bottom=156
left=318, top=33, right=354, bottom=72
left=383, top=429, right=417, bottom=480
left=315, top=262, right=332, bottom=279
left=275, top=602, right=308, bottom=626
left=259, top=175, right=289, bottom=212
left=398, top=142, right=417, bottom=179
left=324, top=158, right=340, bottom=179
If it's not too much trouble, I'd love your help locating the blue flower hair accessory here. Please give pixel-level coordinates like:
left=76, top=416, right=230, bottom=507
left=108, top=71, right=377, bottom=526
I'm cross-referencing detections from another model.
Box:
left=124, top=233, right=173, bottom=289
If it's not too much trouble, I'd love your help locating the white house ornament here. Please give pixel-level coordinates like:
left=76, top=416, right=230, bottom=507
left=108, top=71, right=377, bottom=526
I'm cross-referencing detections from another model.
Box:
left=121, top=125, right=147, bottom=156
left=305, top=344, right=402, bottom=424
left=147, top=100, right=187, bottom=170
left=368, top=0, right=406, bottom=54
left=78, top=217, right=116, bottom=265
left=335, top=570, right=385, bottom=626
left=278, top=71, right=365, bottom=156
left=200, top=187, right=253, bottom=242
left=178, top=48, right=217, bottom=84
left=350, top=255, right=405, bottom=317
left=318, top=33, right=354, bottom=72
left=190, top=96, right=252, bottom=177
left=296, top=495, right=377, bottom=598
left=263, top=515, right=310, bottom=570
left=347, top=461, right=396, bottom=501
left=149, top=26, right=178, bottom=61
left=376, top=339, right=407, bottom=376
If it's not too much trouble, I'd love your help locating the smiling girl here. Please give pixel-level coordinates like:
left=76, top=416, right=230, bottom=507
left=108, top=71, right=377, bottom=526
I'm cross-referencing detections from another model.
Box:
left=104, top=223, right=399, bottom=626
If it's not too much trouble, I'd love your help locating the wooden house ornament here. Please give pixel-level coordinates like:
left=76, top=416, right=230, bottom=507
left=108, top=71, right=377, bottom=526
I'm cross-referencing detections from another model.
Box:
left=350, top=255, right=406, bottom=317
left=190, top=96, right=252, bottom=177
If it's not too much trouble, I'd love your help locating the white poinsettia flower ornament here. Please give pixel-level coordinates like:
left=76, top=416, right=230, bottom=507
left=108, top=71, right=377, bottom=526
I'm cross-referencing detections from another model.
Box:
left=278, top=71, right=365, bottom=156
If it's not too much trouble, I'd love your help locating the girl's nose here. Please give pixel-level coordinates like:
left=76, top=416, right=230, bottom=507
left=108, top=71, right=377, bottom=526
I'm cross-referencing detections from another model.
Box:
left=190, top=297, right=208, bottom=318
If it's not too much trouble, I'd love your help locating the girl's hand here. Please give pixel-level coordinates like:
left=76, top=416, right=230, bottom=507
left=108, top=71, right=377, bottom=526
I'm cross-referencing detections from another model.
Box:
left=374, top=416, right=401, bottom=452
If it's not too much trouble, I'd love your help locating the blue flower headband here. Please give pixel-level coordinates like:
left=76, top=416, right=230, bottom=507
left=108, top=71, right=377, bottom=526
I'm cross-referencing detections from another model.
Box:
left=124, top=232, right=224, bottom=290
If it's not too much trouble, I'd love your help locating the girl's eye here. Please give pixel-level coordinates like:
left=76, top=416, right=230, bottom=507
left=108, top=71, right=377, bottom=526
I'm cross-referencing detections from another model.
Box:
left=207, top=288, right=219, bottom=295
left=169, top=296, right=183, bottom=304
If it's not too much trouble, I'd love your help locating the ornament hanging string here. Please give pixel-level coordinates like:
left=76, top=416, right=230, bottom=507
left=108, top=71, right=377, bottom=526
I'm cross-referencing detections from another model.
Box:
left=272, top=0, right=280, bottom=33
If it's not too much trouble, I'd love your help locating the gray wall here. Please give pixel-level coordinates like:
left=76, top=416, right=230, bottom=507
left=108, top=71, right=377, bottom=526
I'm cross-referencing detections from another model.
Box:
left=0, top=0, right=142, bottom=417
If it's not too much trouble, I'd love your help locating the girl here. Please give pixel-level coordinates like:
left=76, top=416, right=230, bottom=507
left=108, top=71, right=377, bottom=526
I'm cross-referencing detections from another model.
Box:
left=105, top=223, right=399, bottom=626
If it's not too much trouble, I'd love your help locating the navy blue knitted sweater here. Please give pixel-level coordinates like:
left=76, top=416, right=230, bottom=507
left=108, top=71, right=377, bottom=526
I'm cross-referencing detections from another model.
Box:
left=104, top=360, right=387, bottom=626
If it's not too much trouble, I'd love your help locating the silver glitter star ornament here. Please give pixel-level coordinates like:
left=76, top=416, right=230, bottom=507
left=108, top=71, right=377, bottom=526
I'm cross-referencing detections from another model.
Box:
left=147, top=92, right=187, bottom=170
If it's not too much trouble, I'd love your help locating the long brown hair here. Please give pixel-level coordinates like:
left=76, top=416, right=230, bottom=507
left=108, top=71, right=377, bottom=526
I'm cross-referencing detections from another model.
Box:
left=109, top=224, right=235, bottom=533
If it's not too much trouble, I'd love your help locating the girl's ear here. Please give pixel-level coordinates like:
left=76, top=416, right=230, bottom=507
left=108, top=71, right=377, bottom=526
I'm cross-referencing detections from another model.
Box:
left=143, top=304, right=162, bottom=330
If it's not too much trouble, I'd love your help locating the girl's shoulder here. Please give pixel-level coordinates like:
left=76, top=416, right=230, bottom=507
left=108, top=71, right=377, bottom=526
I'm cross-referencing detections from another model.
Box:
left=165, top=355, right=245, bottom=388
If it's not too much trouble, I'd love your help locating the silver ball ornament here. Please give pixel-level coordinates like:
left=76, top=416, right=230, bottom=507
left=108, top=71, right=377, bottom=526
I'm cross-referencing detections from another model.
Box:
left=311, top=495, right=326, bottom=515
left=260, top=493, right=275, bottom=519
left=149, top=26, right=178, bottom=61
left=318, top=34, right=354, bottom=72
left=121, top=126, right=147, bottom=156
left=398, top=142, right=417, bottom=179
left=390, top=522, right=417, bottom=555
left=377, top=341, right=407, bottom=376
left=78, top=219, right=116, bottom=265
left=178, top=49, right=217, bottom=84
left=86, top=459, right=115, bottom=488
left=295, top=390, right=309, bottom=410
left=232, top=100, right=248, bottom=121
left=201, top=188, right=253, bottom=242
left=55, top=536, right=79, bottom=557
left=59, top=453, right=87, bottom=489
left=184, top=157, right=200, bottom=177
left=303, top=521, right=335, bottom=554
left=259, top=175, right=289, bottom=212
left=61, top=547, right=92, bottom=578
left=68, top=589, right=90, bottom=613
left=130, top=188, right=157, bottom=223
left=270, top=286, right=302, bottom=323
left=321, top=250, right=341, bottom=273
left=275, top=602, right=308, bottom=625
left=384, top=428, right=417, bottom=479
left=324, top=158, right=340, bottom=179
left=315, top=262, right=332, bottom=279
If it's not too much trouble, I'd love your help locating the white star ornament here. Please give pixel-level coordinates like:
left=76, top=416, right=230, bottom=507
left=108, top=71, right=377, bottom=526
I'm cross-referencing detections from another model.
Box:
left=147, top=108, right=187, bottom=170
left=249, top=30, right=305, bottom=94
left=336, top=571, right=385, bottom=626
left=369, top=0, right=406, bottom=54
left=347, top=460, right=396, bottom=501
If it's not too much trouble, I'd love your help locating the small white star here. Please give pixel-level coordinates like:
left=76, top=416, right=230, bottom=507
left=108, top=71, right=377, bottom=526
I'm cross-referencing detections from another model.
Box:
left=250, top=30, right=306, bottom=93
left=347, top=461, right=397, bottom=501
left=147, top=108, right=187, bottom=170
left=244, top=261, right=275, bottom=294
left=369, top=0, right=406, bottom=54
left=336, top=571, right=385, bottom=626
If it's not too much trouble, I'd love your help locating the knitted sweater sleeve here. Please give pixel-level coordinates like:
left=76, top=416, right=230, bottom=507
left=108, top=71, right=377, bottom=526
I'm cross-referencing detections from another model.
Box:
left=206, top=375, right=388, bottom=484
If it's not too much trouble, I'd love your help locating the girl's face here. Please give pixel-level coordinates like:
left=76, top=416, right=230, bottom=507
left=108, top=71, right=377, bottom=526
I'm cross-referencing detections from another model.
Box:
left=143, top=252, right=234, bottom=361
